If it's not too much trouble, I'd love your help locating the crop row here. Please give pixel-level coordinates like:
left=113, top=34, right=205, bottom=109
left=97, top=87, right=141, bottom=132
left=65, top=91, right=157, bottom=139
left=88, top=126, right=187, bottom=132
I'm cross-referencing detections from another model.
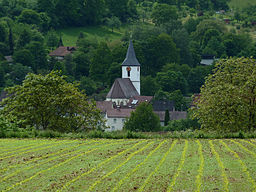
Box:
left=0, top=139, right=255, bottom=192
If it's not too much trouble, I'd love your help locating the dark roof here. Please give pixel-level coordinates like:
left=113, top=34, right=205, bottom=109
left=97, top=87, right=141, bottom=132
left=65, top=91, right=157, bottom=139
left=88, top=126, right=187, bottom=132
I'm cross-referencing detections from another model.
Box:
left=153, top=100, right=175, bottom=111
left=106, top=78, right=139, bottom=99
left=154, top=111, right=187, bottom=121
left=122, top=40, right=140, bottom=66
left=49, top=46, right=76, bottom=57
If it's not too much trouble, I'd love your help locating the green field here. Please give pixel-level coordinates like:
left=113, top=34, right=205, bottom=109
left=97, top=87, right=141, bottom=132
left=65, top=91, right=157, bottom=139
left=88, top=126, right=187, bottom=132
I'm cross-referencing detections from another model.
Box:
left=57, top=26, right=125, bottom=47
left=229, top=0, right=256, bottom=9
left=0, top=138, right=256, bottom=191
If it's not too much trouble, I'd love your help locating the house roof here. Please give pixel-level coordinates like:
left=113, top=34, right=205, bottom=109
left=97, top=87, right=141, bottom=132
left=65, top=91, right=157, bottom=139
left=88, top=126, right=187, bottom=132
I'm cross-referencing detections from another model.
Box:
left=96, top=101, right=113, bottom=113
left=106, top=78, right=139, bottom=99
left=153, top=100, right=175, bottom=111
left=107, top=108, right=135, bottom=118
left=154, top=111, right=187, bottom=121
left=122, top=40, right=140, bottom=66
left=49, top=46, right=76, bottom=57
left=128, top=96, right=153, bottom=106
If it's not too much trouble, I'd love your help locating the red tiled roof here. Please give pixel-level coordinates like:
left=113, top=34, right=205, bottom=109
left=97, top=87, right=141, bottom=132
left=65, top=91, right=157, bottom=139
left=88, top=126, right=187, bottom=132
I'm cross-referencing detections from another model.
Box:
left=49, top=46, right=76, bottom=57
left=96, top=101, right=113, bottom=113
left=107, top=108, right=135, bottom=118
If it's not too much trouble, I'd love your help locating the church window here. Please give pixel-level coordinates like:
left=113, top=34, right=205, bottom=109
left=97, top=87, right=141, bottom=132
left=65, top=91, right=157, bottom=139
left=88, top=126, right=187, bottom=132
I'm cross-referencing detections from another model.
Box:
left=113, top=118, right=117, bottom=123
left=126, top=66, right=131, bottom=77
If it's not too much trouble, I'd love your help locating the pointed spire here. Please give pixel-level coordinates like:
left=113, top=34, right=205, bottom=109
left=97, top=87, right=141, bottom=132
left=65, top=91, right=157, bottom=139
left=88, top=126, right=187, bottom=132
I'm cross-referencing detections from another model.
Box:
left=122, top=40, right=140, bottom=66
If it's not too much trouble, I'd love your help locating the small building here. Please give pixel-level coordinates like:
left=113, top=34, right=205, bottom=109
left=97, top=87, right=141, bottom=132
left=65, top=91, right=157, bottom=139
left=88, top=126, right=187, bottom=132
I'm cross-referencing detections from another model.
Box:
left=49, top=46, right=76, bottom=60
left=200, top=54, right=218, bottom=66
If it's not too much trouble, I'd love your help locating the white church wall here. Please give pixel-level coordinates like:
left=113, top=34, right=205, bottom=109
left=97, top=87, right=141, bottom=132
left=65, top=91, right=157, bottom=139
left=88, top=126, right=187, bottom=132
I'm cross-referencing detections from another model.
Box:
left=122, top=66, right=140, bottom=94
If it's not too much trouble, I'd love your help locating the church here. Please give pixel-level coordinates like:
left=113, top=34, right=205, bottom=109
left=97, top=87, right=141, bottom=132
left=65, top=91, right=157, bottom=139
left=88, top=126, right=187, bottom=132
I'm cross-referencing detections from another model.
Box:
left=96, top=41, right=186, bottom=131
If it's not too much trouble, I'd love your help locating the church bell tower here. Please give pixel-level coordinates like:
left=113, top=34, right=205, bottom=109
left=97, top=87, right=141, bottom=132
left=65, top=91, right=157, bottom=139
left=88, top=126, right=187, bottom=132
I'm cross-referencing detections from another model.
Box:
left=122, top=40, right=141, bottom=95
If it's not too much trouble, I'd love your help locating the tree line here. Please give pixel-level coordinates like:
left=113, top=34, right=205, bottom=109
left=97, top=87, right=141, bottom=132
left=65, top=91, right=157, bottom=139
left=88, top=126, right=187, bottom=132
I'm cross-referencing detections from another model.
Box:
left=1, top=0, right=256, bottom=110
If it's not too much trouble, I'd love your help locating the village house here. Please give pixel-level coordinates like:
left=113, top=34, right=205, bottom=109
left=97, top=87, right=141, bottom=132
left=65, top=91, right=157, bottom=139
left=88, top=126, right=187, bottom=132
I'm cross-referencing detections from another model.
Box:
left=49, top=46, right=76, bottom=60
left=96, top=40, right=187, bottom=131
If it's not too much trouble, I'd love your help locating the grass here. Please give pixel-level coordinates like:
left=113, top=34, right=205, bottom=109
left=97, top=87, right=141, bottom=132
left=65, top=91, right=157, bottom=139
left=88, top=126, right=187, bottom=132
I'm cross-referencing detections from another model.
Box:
left=0, top=138, right=256, bottom=191
left=229, top=0, right=256, bottom=9
left=57, top=25, right=126, bottom=47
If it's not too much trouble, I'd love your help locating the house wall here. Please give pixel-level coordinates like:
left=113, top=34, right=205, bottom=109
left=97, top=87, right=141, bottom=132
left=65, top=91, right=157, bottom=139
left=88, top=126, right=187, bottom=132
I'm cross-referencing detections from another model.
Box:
left=105, top=117, right=126, bottom=131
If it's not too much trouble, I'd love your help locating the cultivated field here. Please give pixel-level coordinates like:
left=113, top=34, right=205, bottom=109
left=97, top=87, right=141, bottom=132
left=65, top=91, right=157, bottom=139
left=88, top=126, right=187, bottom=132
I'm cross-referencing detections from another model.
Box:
left=0, top=138, right=255, bottom=192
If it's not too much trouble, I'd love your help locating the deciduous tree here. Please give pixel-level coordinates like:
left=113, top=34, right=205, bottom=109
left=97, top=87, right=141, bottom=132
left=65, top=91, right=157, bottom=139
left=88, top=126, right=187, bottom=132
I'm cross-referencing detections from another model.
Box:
left=0, top=71, right=102, bottom=131
left=124, top=102, right=161, bottom=132
left=191, top=57, right=256, bottom=132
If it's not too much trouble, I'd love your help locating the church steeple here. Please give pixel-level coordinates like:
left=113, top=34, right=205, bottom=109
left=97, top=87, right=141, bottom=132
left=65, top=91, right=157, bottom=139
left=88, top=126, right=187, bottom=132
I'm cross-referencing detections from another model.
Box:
left=122, top=40, right=140, bottom=95
left=122, top=40, right=140, bottom=66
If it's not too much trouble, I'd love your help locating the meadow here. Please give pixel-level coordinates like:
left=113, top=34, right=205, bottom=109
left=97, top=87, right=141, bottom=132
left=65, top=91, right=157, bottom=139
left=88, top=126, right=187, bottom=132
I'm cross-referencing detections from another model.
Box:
left=57, top=26, right=125, bottom=47
left=229, top=0, right=256, bottom=9
left=0, top=138, right=255, bottom=192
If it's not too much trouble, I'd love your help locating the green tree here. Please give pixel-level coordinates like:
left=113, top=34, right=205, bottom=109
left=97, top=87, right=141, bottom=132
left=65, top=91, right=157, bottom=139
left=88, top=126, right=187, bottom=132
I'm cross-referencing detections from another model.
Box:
left=13, top=49, right=34, bottom=69
left=17, top=9, right=41, bottom=25
left=191, top=57, right=256, bottom=132
left=151, top=3, right=178, bottom=26
left=0, top=64, right=5, bottom=87
left=164, top=109, right=170, bottom=126
left=142, top=33, right=179, bottom=76
left=141, top=75, right=158, bottom=96
left=89, top=42, right=112, bottom=84
left=106, top=16, right=121, bottom=32
left=0, top=22, right=7, bottom=43
left=124, top=102, right=161, bottom=132
left=8, top=63, right=33, bottom=85
left=1, top=71, right=102, bottom=131
left=156, top=70, right=188, bottom=94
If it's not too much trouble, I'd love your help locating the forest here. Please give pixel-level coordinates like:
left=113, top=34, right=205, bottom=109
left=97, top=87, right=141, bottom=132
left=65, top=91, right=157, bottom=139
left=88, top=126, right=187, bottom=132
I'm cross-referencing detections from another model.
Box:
left=1, top=0, right=256, bottom=110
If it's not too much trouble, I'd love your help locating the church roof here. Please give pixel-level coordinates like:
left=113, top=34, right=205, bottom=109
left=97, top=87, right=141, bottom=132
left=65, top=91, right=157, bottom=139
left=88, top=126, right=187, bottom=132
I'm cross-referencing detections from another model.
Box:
left=122, top=40, right=140, bottom=66
left=106, top=78, right=139, bottom=99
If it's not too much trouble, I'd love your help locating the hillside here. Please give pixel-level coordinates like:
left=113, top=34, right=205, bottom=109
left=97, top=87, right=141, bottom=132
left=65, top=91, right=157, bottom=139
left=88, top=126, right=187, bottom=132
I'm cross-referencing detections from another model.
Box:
left=57, top=26, right=124, bottom=47
left=229, top=0, right=256, bottom=9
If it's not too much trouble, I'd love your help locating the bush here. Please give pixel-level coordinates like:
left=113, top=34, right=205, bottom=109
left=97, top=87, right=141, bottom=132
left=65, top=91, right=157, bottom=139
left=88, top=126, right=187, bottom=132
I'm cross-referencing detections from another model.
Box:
left=164, top=118, right=200, bottom=131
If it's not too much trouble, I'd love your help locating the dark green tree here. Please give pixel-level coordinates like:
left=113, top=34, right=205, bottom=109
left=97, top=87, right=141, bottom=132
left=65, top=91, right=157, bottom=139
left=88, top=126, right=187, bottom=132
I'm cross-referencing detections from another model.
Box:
left=151, top=3, right=178, bottom=26
left=156, top=70, right=188, bottom=94
left=106, top=16, right=122, bottom=32
left=89, top=42, right=112, bottom=84
left=164, top=109, right=170, bottom=126
left=124, top=102, right=161, bottom=132
left=141, top=75, right=158, bottom=96
left=17, top=9, right=41, bottom=25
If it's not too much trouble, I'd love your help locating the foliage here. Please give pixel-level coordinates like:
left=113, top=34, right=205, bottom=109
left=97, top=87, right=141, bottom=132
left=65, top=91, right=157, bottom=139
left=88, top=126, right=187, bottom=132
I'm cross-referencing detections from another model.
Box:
left=106, top=16, right=122, bottom=32
left=164, top=118, right=200, bottom=131
left=191, top=57, right=256, bottom=132
left=164, top=109, right=170, bottom=126
left=0, top=71, right=103, bottom=132
left=124, top=102, right=161, bottom=132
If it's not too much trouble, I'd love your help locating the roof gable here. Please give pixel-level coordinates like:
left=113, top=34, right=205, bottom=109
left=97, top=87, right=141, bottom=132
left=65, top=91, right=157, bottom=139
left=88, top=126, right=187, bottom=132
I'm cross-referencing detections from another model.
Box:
left=106, top=78, right=139, bottom=99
